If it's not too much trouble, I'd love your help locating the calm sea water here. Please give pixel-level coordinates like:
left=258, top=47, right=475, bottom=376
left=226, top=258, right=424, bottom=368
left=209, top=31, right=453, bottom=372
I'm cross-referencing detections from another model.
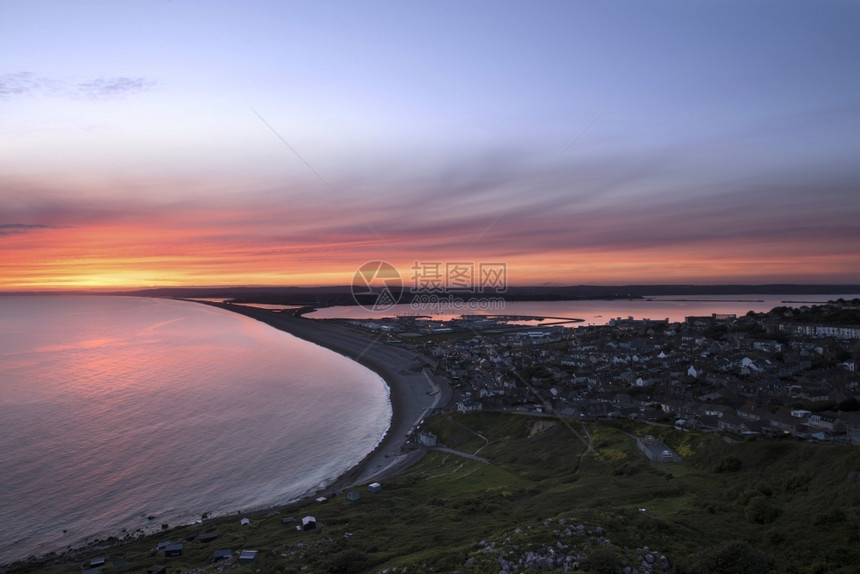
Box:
left=0, top=296, right=391, bottom=565
left=307, top=294, right=860, bottom=323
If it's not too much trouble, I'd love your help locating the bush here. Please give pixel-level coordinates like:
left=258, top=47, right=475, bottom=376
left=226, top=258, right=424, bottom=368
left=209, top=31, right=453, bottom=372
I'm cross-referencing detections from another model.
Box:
left=693, top=540, right=771, bottom=574
left=582, top=546, right=624, bottom=573
left=325, top=548, right=368, bottom=573
left=744, top=495, right=782, bottom=524
left=714, top=456, right=742, bottom=473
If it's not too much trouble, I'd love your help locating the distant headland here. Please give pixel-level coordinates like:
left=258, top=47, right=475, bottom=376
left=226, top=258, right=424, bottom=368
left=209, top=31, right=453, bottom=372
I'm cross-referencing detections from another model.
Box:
left=4, top=284, right=857, bottom=306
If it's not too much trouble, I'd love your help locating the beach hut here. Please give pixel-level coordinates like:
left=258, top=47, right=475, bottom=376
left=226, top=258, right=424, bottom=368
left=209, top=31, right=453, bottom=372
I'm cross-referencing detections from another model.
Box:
left=239, top=550, right=258, bottom=564
left=301, top=515, right=317, bottom=531
left=212, top=549, right=232, bottom=562
left=164, top=543, right=183, bottom=557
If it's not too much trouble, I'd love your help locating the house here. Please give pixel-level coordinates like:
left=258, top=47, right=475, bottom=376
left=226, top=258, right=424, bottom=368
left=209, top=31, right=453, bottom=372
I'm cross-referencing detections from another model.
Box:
left=239, top=550, right=258, bottom=564
left=200, top=532, right=218, bottom=543
left=164, top=544, right=183, bottom=558
left=717, top=413, right=753, bottom=435
left=737, top=406, right=766, bottom=422
left=240, top=517, right=250, bottom=526
left=703, top=404, right=731, bottom=418
left=418, top=432, right=438, bottom=447
left=213, top=549, right=232, bottom=562
left=147, top=566, right=166, bottom=574
left=89, top=557, right=106, bottom=568
left=346, top=490, right=361, bottom=502
left=456, top=399, right=482, bottom=413
left=842, top=414, right=860, bottom=444
left=768, top=413, right=801, bottom=436
left=636, top=435, right=682, bottom=463
left=808, top=414, right=846, bottom=432
left=302, top=516, right=317, bottom=531
left=368, top=482, right=382, bottom=493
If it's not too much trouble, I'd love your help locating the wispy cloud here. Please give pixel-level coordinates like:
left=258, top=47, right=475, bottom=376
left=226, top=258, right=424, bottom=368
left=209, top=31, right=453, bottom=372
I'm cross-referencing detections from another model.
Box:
left=73, top=77, right=156, bottom=99
left=0, top=72, right=155, bottom=100
left=0, top=223, right=58, bottom=236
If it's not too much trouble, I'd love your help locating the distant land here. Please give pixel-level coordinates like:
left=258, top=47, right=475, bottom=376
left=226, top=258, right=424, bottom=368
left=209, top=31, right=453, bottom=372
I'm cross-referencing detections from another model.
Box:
left=3, top=284, right=858, bottom=307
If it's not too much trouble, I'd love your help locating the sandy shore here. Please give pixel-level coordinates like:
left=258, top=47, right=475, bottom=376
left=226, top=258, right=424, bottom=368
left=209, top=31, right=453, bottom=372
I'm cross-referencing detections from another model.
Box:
left=208, top=303, right=448, bottom=494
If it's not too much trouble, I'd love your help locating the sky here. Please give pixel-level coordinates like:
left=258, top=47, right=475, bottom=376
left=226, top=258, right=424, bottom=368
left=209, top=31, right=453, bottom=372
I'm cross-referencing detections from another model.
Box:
left=1, top=0, right=859, bottom=290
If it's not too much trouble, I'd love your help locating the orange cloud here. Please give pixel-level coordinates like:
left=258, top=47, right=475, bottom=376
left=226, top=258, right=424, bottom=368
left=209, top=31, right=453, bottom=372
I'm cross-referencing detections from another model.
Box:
left=2, top=165, right=859, bottom=290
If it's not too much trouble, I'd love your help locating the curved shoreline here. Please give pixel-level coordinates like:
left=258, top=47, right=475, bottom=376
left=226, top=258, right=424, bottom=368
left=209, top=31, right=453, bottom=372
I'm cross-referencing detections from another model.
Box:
left=205, top=302, right=448, bottom=494
left=0, top=301, right=446, bottom=570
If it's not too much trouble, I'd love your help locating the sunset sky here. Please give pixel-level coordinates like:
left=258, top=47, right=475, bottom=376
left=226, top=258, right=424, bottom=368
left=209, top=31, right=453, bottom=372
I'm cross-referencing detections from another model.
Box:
left=2, top=1, right=859, bottom=289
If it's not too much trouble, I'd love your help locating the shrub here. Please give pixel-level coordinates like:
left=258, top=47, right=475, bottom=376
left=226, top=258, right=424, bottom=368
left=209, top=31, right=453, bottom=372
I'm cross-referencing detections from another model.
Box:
left=693, top=540, right=771, bottom=574
left=582, top=546, right=624, bottom=573
left=744, top=495, right=782, bottom=524
left=714, top=456, right=741, bottom=473
left=325, top=548, right=368, bottom=573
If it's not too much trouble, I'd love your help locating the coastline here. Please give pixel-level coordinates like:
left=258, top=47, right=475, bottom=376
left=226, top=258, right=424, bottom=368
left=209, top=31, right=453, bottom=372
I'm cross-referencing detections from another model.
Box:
left=204, top=302, right=448, bottom=494
left=0, top=301, right=447, bottom=570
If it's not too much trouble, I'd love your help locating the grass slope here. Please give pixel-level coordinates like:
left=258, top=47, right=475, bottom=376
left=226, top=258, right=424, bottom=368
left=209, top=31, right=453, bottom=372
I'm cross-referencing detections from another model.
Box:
left=9, top=414, right=860, bottom=574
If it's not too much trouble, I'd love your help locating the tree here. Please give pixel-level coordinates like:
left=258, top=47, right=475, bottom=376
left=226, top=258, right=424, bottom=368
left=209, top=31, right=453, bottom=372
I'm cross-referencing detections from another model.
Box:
left=838, top=397, right=860, bottom=412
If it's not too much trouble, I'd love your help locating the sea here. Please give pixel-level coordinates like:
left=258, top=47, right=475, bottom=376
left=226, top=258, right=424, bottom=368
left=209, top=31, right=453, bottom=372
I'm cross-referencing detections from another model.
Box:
left=0, top=296, right=391, bottom=565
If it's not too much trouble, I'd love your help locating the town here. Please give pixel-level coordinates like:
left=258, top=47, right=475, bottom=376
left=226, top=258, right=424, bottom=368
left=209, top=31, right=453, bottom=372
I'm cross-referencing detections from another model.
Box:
left=349, top=299, right=860, bottom=445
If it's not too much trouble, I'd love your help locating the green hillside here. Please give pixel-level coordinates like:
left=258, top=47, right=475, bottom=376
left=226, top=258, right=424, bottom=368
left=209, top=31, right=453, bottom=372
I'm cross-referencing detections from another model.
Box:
left=10, top=414, right=860, bottom=574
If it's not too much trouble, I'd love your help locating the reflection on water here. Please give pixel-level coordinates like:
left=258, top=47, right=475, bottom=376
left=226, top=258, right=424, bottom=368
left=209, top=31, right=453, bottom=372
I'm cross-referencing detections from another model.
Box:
left=308, top=294, right=859, bottom=324
left=0, top=296, right=390, bottom=565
